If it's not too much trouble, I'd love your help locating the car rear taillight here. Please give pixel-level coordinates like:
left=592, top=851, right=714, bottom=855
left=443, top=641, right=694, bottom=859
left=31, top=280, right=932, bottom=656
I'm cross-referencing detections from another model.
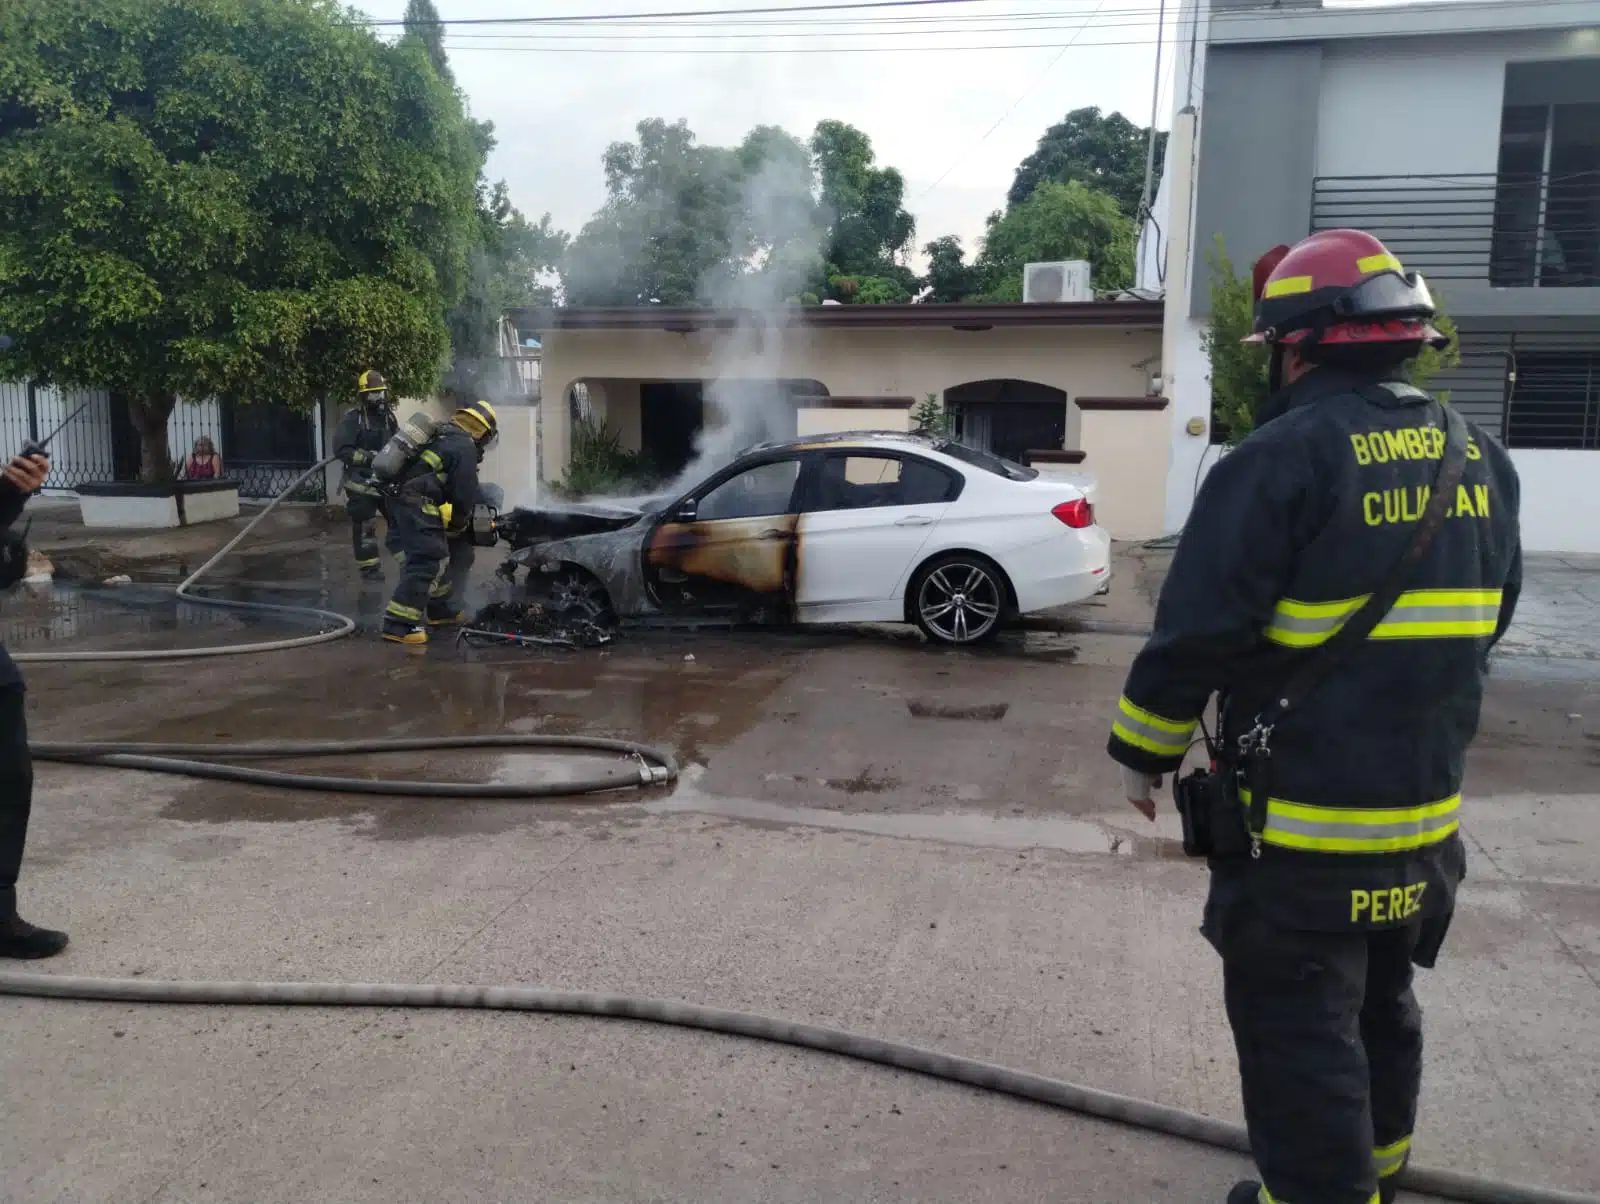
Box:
left=1052, top=498, right=1094, bottom=529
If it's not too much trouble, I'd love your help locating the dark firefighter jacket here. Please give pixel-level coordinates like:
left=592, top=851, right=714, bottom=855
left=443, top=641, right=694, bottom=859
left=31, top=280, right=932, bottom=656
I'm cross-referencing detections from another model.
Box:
left=394, top=422, right=481, bottom=530
left=1108, top=367, right=1522, bottom=931
left=333, top=405, right=398, bottom=498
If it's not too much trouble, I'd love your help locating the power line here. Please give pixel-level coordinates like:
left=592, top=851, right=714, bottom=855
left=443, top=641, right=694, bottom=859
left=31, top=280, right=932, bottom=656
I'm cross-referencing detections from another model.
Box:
left=368, top=0, right=995, bottom=27
left=382, top=0, right=1599, bottom=28
left=443, top=38, right=1163, bottom=52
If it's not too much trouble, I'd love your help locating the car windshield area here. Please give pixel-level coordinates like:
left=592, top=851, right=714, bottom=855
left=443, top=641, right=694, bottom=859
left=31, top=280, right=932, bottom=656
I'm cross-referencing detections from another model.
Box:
left=934, top=440, right=1039, bottom=482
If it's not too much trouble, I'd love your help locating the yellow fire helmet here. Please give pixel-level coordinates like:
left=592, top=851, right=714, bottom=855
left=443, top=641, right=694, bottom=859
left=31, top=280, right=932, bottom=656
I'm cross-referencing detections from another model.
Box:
left=357, top=368, right=388, bottom=396
left=453, top=400, right=499, bottom=448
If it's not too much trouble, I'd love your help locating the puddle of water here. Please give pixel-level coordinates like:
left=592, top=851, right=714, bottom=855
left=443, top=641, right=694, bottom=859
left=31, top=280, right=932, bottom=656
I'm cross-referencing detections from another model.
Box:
left=647, top=784, right=1134, bottom=856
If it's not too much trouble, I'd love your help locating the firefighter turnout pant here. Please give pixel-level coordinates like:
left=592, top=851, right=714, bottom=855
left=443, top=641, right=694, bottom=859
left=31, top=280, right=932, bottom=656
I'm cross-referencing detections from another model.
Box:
left=1209, top=883, right=1425, bottom=1204
left=385, top=495, right=451, bottom=631
left=431, top=531, right=475, bottom=622
left=345, top=488, right=398, bottom=574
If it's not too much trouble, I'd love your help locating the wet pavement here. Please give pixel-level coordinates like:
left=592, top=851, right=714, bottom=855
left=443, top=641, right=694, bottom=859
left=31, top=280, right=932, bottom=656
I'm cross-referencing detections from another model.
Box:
left=1, top=543, right=1597, bottom=1202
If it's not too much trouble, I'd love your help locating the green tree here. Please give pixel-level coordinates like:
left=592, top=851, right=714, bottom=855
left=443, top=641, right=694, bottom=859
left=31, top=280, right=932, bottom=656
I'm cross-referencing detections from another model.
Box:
left=399, top=5, right=568, bottom=377
left=563, top=118, right=750, bottom=306
left=974, top=181, right=1136, bottom=300
left=921, top=235, right=979, bottom=303
left=402, top=0, right=452, bottom=85
left=0, top=0, right=480, bottom=482
left=1008, top=106, right=1167, bottom=219
left=1201, top=238, right=1267, bottom=444
left=562, top=117, right=921, bottom=307
left=444, top=181, right=568, bottom=395
left=811, top=119, right=916, bottom=301
left=910, top=392, right=949, bottom=435
left=1203, top=236, right=1464, bottom=445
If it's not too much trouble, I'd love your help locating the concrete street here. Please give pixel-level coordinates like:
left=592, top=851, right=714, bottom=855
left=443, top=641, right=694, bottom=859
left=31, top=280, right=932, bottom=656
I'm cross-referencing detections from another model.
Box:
left=0, top=541, right=1595, bottom=1203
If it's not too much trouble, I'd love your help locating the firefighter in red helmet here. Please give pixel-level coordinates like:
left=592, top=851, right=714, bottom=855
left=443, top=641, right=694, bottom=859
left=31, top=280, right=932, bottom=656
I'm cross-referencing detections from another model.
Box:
left=1106, top=229, right=1522, bottom=1204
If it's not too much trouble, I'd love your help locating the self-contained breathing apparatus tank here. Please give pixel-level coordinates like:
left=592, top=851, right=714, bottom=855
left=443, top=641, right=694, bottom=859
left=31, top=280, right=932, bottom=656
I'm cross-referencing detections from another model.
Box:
left=369, top=412, right=441, bottom=485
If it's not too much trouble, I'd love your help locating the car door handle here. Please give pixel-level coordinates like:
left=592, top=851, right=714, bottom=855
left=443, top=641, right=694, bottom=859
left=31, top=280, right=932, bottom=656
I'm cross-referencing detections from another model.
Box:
left=894, top=516, right=934, bottom=527
left=758, top=528, right=788, bottom=541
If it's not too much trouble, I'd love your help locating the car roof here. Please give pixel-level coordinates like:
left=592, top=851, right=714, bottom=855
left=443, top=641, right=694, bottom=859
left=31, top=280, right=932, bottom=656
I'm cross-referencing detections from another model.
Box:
left=744, top=430, right=941, bottom=455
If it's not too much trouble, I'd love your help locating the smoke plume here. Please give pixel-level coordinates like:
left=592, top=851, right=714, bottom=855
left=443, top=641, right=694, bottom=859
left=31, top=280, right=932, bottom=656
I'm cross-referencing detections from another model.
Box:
left=658, top=149, right=826, bottom=497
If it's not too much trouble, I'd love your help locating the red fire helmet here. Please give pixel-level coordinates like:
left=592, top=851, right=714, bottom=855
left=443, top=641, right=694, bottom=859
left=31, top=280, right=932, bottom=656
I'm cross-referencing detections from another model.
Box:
left=1243, top=228, right=1448, bottom=349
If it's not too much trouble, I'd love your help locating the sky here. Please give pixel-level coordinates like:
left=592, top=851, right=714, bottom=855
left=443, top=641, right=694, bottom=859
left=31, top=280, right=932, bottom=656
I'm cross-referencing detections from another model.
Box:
left=352, top=0, right=1496, bottom=263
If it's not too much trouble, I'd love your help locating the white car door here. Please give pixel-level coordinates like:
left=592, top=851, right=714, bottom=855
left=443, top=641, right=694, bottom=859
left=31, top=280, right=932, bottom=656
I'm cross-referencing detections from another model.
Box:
left=794, top=451, right=958, bottom=620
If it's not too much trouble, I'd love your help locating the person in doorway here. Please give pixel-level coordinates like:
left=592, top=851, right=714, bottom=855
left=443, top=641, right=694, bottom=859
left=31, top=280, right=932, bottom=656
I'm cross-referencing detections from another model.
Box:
left=1105, top=229, right=1521, bottom=1204
left=382, top=401, right=498, bottom=645
left=334, top=369, right=400, bottom=581
left=181, top=435, right=223, bottom=480
left=0, top=448, right=68, bottom=959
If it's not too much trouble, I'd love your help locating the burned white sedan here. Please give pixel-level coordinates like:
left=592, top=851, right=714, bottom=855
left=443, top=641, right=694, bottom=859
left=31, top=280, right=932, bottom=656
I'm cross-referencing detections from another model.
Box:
left=492, top=432, right=1110, bottom=646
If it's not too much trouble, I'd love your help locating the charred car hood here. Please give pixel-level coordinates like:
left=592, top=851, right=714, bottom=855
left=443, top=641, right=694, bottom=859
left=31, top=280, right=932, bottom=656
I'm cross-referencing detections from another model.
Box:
left=496, top=501, right=660, bottom=547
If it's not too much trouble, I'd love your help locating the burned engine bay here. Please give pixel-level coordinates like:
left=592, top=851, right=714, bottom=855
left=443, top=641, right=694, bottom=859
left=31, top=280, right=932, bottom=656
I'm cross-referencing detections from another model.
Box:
left=463, top=495, right=792, bottom=649
left=462, top=500, right=657, bottom=650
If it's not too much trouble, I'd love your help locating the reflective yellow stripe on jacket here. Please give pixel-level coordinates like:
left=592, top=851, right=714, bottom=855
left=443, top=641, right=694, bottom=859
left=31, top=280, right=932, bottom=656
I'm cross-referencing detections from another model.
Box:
left=1264, top=588, right=1502, bottom=648
left=1238, top=789, right=1461, bottom=854
left=420, top=448, right=445, bottom=480
left=1111, top=696, right=1197, bottom=759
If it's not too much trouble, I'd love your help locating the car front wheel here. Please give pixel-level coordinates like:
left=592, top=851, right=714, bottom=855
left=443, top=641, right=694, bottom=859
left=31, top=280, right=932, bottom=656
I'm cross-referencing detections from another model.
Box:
left=910, top=554, right=1007, bottom=645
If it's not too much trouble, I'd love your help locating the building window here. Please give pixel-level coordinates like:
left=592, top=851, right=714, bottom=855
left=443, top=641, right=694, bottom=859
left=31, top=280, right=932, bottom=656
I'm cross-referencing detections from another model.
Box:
left=1507, top=352, right=1600, bottom=450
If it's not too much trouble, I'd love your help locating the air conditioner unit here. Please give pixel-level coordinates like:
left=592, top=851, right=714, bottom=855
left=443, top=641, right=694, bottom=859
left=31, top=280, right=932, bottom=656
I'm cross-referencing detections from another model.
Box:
left=1022, top=260, right=1091, bottom=303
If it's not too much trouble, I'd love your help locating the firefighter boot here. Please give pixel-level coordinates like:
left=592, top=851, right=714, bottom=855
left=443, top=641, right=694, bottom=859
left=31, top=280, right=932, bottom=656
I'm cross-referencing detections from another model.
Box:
left=360, top=564, right=384, bottom=583
left=0, top=887, right=69, bottom=959
left=427, top=600, right=467, bottom=627
left=381, top=620, right=428, bottom=646
left=1226, top=1184, right=1262, bottom=1204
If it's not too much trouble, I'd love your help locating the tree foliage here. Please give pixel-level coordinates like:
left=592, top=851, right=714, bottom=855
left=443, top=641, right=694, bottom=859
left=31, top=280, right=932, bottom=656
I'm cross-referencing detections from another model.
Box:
left=920, top=235, right=980, bottom=303
left=1203, top=236, right=1464, bottom=446
left=0, top=0, right=481, bottom=481
left=402, top=0, right=452, bottom=86
left=1008, top=106, right=1166, bottom=219
left=810, top=118, right=916, bottom=303
left=974, top=181, right=1136, bottom=301
left=910, top=392, right=949, bottom=435
left=1201, top=238, right=1267, bottom=444
left=401, top=1, right=567, bottom=385
left=562, top=117, right=915, bottom=307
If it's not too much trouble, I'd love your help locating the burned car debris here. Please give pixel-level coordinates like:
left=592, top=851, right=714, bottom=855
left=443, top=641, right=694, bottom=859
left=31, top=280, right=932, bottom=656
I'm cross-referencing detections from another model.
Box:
left=459, top=599, right=614, bottom=650
left=481, top=431, right=1111, bottom=646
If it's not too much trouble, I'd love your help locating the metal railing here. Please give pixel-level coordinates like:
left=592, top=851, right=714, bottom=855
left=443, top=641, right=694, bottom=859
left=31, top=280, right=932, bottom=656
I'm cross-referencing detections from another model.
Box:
left=1425, top=328, right=1600, bottom=451
left=1311, top=171, right=1600, bottom=288
left=0, top=381, right=119, bottom=490
left=171, top=400, right=326, bottom=502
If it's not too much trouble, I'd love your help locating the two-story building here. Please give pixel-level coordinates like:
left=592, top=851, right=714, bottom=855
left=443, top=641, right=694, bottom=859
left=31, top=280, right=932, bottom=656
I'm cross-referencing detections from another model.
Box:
left=1144, top=0, right=1600, bottom=553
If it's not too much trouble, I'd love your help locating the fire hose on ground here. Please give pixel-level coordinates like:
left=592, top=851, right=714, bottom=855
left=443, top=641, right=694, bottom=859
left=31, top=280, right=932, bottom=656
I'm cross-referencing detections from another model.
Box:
left=2, top=465, right=1592, bottom=1204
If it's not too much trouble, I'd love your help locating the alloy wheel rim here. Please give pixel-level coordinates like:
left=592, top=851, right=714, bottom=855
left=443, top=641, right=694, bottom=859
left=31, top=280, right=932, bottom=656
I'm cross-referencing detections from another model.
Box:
left=919, top=564, right=1001, bottom=643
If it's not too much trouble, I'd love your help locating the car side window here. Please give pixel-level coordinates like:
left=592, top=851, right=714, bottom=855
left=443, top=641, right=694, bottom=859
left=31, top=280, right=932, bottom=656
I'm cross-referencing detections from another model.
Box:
left=810, top=454, right=956, bottom=512
left=695, top=459, right=802, bottom=522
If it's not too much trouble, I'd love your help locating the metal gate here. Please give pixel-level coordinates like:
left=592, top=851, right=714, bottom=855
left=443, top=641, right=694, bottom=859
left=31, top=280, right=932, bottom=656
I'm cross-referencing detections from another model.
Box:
left=0, top=381, right=118, bottom=490
left=170, top=399, right=326, bottom=501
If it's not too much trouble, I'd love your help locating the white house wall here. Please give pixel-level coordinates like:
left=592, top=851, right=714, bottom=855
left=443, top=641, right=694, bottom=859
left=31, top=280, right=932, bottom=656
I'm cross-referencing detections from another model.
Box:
left=1509, top=450, right=1600, bottom=555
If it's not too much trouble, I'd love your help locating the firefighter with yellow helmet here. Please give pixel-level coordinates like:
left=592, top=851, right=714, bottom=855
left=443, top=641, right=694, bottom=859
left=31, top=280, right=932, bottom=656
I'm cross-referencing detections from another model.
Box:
left=380, top=400, right=499, bottom=645
left=1106, top=229, right=1522, bottom=1204
left=333, top=369, right=400, bottom=581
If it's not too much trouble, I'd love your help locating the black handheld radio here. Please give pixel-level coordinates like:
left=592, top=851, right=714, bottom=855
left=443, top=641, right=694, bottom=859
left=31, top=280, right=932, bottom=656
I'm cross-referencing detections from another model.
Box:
left=18, top=402, right=88, bottom=464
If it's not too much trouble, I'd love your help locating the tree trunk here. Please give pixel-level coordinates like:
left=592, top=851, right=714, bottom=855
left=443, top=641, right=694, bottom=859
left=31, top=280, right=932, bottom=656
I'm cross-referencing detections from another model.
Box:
left=127, top=392, right=178, bottom=485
